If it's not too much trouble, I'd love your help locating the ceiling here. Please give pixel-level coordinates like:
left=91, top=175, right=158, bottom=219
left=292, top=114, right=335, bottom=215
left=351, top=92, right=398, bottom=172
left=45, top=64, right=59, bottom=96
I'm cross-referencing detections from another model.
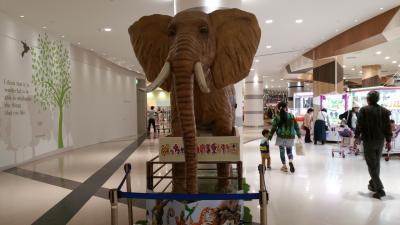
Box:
left=343, top=37, right=400, bottom=79
left=0, top=0, right=399, bottom=81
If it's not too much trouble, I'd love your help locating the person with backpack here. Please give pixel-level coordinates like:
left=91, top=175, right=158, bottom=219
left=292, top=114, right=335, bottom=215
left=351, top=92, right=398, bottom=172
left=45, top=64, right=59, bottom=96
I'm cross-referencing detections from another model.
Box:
left=260, top=129, right=271, bottom=169
left=268, top=102, right=301, bottom=173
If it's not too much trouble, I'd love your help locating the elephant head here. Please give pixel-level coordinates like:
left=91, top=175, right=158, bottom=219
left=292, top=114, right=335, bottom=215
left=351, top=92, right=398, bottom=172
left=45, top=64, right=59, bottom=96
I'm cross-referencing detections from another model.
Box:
left=129, top=8, right=261, bottom=193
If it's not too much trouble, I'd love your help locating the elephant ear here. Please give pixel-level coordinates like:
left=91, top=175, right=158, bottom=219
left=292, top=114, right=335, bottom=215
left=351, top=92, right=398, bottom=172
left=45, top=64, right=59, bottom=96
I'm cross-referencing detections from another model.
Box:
left=128, top=14, right=172, bottom=91
left=209, top=9, right=261, bottom=89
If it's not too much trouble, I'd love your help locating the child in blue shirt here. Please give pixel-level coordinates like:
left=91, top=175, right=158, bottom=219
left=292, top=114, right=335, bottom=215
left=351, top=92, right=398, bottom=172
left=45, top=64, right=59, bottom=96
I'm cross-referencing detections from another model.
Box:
left=260, top=129, right=271, bottom=169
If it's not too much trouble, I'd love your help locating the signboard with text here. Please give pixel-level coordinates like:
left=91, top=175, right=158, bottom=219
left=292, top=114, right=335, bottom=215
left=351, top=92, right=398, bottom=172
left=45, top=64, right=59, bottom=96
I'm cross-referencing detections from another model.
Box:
left=159, top=136, right=241, bottom=162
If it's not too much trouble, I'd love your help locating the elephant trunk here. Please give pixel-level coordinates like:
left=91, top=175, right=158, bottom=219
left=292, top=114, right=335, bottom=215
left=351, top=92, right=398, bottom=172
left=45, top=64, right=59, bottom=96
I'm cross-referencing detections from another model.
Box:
left=169, top=34, right=204, bottom=194
left=172, top=63, right=198, bottom=194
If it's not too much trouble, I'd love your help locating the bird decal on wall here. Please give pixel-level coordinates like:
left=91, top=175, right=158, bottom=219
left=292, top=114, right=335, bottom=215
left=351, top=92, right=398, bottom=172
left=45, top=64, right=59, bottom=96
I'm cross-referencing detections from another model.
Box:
left=20, top=40, right=30, bottom=58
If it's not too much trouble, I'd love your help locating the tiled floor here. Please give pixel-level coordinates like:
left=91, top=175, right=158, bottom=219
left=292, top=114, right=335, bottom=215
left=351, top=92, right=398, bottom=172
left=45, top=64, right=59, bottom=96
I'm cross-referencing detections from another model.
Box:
left=1, top=131, right=400, bottom=225
left=0, top=172, right=71, bottom=225
left=243, top=140, right=400, bottom=225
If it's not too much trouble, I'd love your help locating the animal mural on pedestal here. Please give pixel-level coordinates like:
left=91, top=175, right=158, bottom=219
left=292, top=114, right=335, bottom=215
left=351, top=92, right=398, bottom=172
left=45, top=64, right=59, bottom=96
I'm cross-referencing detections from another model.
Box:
left=129, top=8, right=261, bottom=194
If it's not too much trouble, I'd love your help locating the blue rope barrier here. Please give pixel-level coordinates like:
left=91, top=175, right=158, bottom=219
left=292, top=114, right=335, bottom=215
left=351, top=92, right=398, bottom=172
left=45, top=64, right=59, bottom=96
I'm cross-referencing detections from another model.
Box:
left=118, top=191, right=260, bottom=201
left=117, top=169, right=130, bottom=191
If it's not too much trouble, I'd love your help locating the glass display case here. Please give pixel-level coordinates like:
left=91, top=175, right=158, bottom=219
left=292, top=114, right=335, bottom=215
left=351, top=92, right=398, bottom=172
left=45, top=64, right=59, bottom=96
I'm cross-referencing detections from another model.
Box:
left=292, top=92, right=313, bottom=116
left=349, top=86, right=400, bottom=153
left=350, top=86, right=400, bottom=123
left=320, top=93, right=348, bottom=126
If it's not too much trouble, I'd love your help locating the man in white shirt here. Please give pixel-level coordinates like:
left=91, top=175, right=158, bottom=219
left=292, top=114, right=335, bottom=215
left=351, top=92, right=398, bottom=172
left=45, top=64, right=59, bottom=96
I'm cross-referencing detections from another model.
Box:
left=148, top=106, right=157, bottom=134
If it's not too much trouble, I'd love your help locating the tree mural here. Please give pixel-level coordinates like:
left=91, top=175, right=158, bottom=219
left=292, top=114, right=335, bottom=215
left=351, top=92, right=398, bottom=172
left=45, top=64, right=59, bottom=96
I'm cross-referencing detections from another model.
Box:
left=31, top=33, right=71, bottom=148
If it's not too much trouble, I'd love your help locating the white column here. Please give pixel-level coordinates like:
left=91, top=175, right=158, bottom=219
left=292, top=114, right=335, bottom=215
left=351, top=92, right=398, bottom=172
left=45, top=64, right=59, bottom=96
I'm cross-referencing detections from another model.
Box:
left=234, top=80, right=244, bottom=126
left=243, top=74, right=264, bottom=127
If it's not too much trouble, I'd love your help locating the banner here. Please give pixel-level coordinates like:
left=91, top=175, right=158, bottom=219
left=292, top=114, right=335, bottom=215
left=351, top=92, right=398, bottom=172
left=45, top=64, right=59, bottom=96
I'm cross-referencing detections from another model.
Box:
left=159, top=136, right=240, bottom=162
left=146, top=195, right=243, bottom=225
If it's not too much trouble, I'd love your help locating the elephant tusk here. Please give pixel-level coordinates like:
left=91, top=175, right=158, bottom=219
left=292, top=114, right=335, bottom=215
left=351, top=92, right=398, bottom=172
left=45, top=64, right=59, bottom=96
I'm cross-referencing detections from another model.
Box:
left=194, top=62, right=210, bottom=93
left=140, top=62, right=170, bottom=92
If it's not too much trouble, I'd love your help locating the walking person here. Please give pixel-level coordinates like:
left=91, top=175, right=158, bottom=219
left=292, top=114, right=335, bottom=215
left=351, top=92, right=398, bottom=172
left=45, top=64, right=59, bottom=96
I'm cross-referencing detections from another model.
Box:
left=268, top=102, right=301, bottom=173
left=303, top=108, right=314, bottom=143
left=147, top=106, right=157, bottom=135
left=354, top=91, right=392, bottom=199
left=314, top=108, right=330, bottom=145
left=260, top=129, right=271, bottom=169
left=339, top=105, right=360, bottom=131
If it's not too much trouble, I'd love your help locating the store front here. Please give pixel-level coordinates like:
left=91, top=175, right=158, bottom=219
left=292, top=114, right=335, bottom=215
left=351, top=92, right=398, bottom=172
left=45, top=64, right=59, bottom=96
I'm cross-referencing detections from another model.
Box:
left=146, top=88, right=171, bottom=135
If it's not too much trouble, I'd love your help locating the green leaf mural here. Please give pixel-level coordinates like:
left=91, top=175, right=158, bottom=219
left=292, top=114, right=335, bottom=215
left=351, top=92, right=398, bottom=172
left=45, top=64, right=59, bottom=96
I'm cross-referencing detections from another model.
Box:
left=31, top=33, right=71, bottom=148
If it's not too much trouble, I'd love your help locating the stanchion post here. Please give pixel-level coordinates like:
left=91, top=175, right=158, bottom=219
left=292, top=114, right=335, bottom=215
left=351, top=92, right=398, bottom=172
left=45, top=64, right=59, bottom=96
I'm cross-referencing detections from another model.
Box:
left=258, top=164, right=268, bottom=225
left=109, top=189, right=119, bottom=225
left=237, top=161, right=243, bottom=190
left=124, top=163, right=133, bottom=225
left=146, top=161, right=153, bottom=190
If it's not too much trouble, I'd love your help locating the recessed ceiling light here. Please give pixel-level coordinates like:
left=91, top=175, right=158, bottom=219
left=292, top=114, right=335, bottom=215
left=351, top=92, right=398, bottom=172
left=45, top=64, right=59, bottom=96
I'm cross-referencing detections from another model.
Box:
left=392, top=60, right=398, bottom=64
left=77, top=42, right=81, bottom=45
left=250, top=68, right=254, bottom=71
left=385, top=56, right=391, bottom=60
left=61, top=35, right=65, bottom=38
left=255, top=59, right=260, bottom=63
left=265, top=85, right=268, bottom=88
left=271, top=79, right=275, bottom=82
left=265, top=19, right=273, bottom=24
left=295, top=19, right=303, bottom=24
left=343, top=65, right=347, bottom=68
left=359, top=71, right=362, bottom=74
left=398, top=64, right=400, bottom=67
left=280, top=78, right=284, bottom=81
left=19, top=15, right=24, bottom=18
left=278, top=85, right=281, bottom=88
left=375, top=51, right=382, bottom=55
left=351, top=68, right=355, bottom=71
left=42, top=26, right=47, bottom=29
left=380, top=7, right=384, bottom=10
left=103, top=27, right=112, bottom=32
left=266, top=45, right=272, bottom=49
left=335, top=29, right=339, bottom=32
left=354, top=19, right=358, bottom=22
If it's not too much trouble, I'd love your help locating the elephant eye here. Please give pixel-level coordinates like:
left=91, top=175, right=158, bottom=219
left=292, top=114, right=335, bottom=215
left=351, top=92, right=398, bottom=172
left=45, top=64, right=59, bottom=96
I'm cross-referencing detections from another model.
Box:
left=168, top=28, right=176, bottom=37
left=199, top=26, right=209, bottom=34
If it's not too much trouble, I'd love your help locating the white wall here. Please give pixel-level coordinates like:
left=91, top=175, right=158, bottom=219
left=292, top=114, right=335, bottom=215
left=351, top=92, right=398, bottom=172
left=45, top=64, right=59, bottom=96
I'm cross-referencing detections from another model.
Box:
left=70, top=45, right=138, bottom=148
left=147, top=89, right=170, bottom=108
left=0, top=12, right=140, bottom=169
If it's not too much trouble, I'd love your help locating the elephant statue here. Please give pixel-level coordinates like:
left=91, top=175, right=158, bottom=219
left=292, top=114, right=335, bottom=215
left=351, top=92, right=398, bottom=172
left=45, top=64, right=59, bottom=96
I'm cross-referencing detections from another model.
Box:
left=129, top=8, right=261, bottom=193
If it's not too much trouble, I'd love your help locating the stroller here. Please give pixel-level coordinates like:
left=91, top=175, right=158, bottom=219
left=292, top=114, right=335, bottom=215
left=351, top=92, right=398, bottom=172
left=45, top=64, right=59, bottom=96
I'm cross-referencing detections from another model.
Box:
left=332, top=124, right=357, bottom=158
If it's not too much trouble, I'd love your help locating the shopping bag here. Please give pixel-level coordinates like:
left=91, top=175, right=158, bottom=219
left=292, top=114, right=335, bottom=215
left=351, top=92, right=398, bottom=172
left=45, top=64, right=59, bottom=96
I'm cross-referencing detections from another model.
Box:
left=295, top=141, right=305, bottom=155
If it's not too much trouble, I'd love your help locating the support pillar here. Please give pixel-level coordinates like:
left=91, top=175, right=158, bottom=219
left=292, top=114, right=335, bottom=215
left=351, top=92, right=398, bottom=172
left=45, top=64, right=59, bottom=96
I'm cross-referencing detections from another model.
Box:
left=362, top=65, right=381, bottom=87
left=313, top=57, right=344, bottom=97
left=287, top=81, right=305, bottom=108
left=244, top=75, right=264, bottom=127
left=234, top=80, right=244, bottom=126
